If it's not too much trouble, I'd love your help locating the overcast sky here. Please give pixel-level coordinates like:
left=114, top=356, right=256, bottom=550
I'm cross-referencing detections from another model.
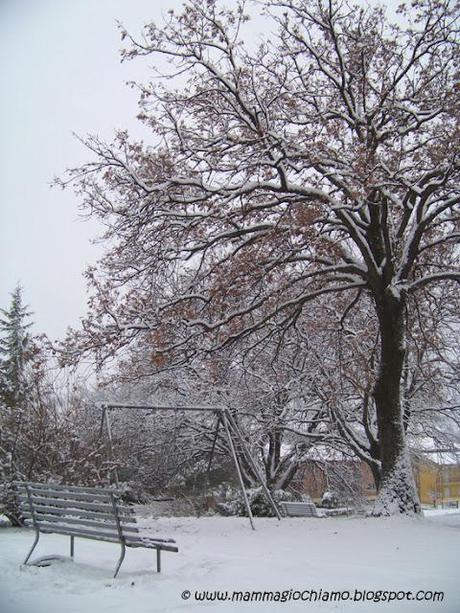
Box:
left=0, top=0, right=183, bottom=340
left=0, top=0, right=400, bottom=342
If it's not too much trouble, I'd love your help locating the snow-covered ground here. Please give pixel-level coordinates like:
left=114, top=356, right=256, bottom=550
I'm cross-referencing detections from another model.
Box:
left=1, top=512, right=459, bottom=613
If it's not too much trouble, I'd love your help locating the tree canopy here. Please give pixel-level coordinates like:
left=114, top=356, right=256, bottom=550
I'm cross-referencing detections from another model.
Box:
left=62, top=0, right=460, bottom=514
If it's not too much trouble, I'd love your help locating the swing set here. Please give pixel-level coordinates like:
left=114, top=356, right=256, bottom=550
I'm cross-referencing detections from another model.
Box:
left=99, top=402, right=282, bottom=529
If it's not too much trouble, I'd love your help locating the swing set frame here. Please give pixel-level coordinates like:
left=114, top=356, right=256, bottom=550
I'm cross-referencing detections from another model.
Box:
left=99, top=403, right=282, bottom=528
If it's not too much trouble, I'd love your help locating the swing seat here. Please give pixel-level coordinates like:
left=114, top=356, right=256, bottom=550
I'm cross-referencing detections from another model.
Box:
left=279, top=501, right=319, bottom=517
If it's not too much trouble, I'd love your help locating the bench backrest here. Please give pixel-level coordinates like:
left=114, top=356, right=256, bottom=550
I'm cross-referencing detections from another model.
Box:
left=279, top=501, right=318, bottom=517
left=15, top=482, right=139, bottom=542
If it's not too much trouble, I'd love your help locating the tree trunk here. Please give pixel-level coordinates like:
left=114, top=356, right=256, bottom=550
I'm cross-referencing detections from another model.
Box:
left=372, top=291, right=421, bottom=515
left=369, top=460, right=381, bottom=491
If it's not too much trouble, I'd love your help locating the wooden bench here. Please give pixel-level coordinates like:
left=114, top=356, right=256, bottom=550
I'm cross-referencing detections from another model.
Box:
left=279, top=501, right=319, bottom=517
left=15, top=481, right=178, bottom=577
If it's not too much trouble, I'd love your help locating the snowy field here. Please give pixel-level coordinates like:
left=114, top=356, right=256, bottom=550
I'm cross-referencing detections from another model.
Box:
left=1, top=512, right=459, bottom=613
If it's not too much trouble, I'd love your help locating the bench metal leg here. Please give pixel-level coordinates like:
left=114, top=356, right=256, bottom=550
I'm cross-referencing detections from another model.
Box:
left=156, top=549, right=161, bottom=573
left=113, top=542, right=126, bottom=578
left=24, top=529, right=40, bottom=565
left=70, top=535, right=75, bottom=559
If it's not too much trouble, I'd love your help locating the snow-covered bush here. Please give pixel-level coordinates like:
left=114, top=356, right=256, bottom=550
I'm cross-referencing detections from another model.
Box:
left=320, top=491, right=339, bottom=508
left=215, top=484, right=295, bottom=517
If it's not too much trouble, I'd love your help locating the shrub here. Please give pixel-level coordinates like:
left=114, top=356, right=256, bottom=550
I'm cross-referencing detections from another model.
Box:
left=215, top=483, right=295, bottom=517
left=320, top=490, right=340, bottom=508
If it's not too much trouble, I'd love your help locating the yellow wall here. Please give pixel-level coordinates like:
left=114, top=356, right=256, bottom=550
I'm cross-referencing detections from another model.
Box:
left=415, top=459, right=460, bottom=505
left=441, top=465, right=460, bottom=499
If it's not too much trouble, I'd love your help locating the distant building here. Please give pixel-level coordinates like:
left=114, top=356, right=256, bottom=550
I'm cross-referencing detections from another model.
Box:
left=298, top=459, right=376, bottom=502
left=413, top=454, right=460, bottom=506
left=296, top=448, right=460, bottom=507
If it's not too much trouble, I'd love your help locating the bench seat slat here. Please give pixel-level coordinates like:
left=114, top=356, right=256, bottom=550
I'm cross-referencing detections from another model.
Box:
left=16, top=488, right=117, bottom=504
left=22, top=512, right=140, bottom=534
left=24, top=521, right=120, bottom=537
left=36, top=523, right=122, bottom=542
left=19, top=502, right=134, bottom=521
left=20, top=504, right=135, bottom=523
left=19, top=496, right=135, bottom=517
left=18, top=495, right=133, bottom=516
left=15, top=481, right=117, bottom=495
left=124, top=536, right=178, bottom=552
left=18, top=493, right=111, bottom=509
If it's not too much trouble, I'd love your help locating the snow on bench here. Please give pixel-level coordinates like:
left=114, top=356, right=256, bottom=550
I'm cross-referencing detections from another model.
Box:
left=15, top=481, right=178, bottom=577
left=279, top=501, right=319, bottom=517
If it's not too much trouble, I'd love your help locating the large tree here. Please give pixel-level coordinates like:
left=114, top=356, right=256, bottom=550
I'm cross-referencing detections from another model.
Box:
left=63, top=0, right=459, bottom=514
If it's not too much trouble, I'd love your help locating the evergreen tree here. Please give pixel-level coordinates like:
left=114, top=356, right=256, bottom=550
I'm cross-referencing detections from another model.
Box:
left=0, top=284, right=33, bottom=411
left=0, top=285, right=34, bottom=525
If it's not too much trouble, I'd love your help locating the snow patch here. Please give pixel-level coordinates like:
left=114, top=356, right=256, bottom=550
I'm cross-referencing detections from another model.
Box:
left=0, top=514, right=459, bottom=612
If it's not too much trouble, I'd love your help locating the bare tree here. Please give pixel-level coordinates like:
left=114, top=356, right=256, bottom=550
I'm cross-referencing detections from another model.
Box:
left=219, top=327, right=335, bottom=490
left=62, top=0, right=459, bottom=514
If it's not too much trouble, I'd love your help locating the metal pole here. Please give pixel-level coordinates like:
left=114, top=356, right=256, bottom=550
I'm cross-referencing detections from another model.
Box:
left=225, top=410, right=282, bottom=520
left=98, top=403, right=108, bottom=438
left=110, top=492, right=126, bottom=578
left=105, top=403, right=226, bottom=412
left=23, top=484, right=41, bottom=565
left=104, top=408, right=119, bottom=488
left=206, top=415, right=222, bottom=477
left=221, top=411, right=255, bottom=530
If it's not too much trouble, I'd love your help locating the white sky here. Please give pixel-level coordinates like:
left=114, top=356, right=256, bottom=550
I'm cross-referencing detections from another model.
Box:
left=0, top=0, right=183, bottom=340
left=0, top=0, right=400, bottom=342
